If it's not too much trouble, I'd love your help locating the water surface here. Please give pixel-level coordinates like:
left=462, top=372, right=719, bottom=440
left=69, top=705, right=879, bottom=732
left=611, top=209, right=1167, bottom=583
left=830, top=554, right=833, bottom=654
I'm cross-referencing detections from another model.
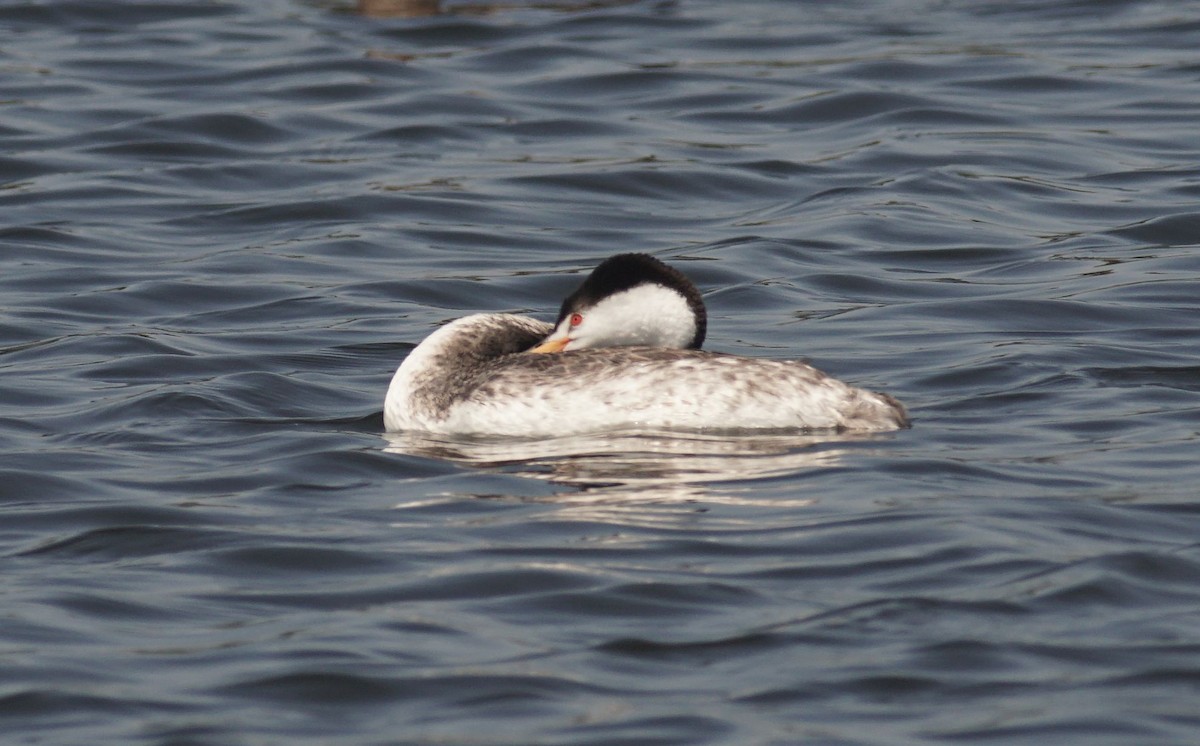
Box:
left=3, top=1, right=1200, bottom=744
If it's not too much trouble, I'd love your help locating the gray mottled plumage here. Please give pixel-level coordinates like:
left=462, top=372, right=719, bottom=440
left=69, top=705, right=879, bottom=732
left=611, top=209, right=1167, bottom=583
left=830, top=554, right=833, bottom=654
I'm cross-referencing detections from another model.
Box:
left=385, top=313, right=908, bottom=437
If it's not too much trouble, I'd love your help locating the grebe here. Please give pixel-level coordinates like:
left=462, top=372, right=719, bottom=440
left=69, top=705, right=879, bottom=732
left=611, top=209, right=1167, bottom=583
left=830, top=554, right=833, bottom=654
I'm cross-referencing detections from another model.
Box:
left=384, top=254, right=908, bottom=437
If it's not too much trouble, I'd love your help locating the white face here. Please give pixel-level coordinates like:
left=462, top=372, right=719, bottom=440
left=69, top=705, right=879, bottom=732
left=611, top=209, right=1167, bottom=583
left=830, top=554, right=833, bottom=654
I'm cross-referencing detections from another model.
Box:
left=542, top=283, right=697, bottom=351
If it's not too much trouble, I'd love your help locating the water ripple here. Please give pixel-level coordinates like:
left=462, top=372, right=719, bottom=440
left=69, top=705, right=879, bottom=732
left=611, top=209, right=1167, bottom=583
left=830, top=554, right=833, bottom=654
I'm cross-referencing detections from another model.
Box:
left=4, top=1, right=1200, bottom=744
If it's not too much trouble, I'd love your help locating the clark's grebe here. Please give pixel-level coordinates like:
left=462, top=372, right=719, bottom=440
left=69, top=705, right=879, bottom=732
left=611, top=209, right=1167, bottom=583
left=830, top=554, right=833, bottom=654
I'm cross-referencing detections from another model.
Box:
left=384, top=254, right=908, bottom=437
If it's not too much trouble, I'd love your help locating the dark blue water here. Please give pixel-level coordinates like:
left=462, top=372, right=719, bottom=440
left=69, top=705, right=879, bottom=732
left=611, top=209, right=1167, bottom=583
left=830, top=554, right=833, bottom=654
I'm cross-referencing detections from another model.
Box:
left=4, top=1, right=1200, bottom=743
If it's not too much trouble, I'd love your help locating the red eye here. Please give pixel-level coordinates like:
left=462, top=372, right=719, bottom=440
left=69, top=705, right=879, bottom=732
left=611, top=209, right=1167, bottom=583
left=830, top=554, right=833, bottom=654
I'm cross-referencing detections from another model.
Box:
left=569, top=313, right=583, bottom=327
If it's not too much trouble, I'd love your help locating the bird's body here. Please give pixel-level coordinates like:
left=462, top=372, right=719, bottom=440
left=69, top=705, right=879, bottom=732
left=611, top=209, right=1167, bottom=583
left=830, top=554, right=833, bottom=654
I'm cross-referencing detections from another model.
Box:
left=384, top=255, right=908, bottom=437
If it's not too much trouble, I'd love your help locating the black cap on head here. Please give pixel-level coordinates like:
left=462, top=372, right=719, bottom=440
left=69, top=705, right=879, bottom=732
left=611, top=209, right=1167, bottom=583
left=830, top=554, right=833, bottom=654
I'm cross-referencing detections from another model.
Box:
left=556, top=253, right=707, bottom=349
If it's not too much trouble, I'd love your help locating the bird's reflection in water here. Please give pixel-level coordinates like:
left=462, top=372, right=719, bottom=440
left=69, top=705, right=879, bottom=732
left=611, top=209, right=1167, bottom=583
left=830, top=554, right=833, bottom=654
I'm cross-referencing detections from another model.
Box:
left=357, top=0, right=441, bottom=16
left=355, top=0, right=638, bottom=19
left=383, top=428, right=892, bottom=510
